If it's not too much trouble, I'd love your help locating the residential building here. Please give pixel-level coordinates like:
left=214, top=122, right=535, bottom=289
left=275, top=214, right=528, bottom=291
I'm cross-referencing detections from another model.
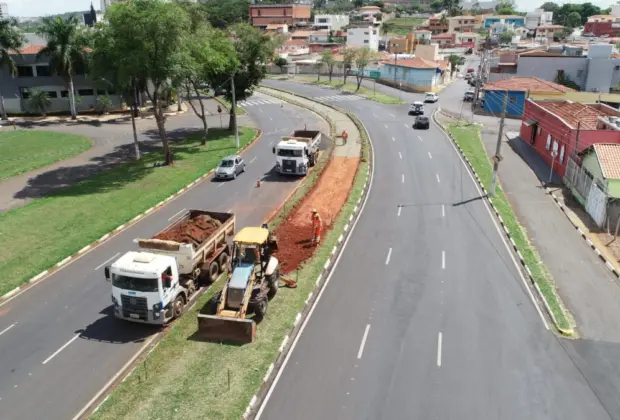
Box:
left=427, top=17, right=448, bottom=34
left=314, top=14, right=349, bottom=31
left=483, top=15, right=525, bottom=29
left=0, top=43, right=122, bottom=115
left=266, top=24, right=289, bottom=34
left=579, top=143, right=620, bottom=199
left=387, top=34, right=415, bottom=54
left=455, top=32, right=479, bottom=48
left=519, top=99, right=620, bottom=178
left=525, top=8, right=553, bottom=33
left=290, top=30, right=313, bottom=41
left=308, top=30, right=346, bottom=53
left=380, top=57, right=449, bottom=92
left=430, top=32, right=456, bottom=47
left=489, top=21, right=516, bottom=39
left=535, top=25, right=565, bottom=42
left=249, top=3, right=311, bottom=30
left=583, top=17, right=620, bottom=37
left=448, top=16, right=477, bottom=34
left=346, top=26, right=379, bottom=51
left=461, top=0, right=512, bottom=12
left=359, top=5, right=382, bottom=19
left=482, top=77, right=575, bottom=117
left=0, top=2, right=8, bottom=18
left=414, top=29, right=432, bottom=44
left=587, top=14, right=616, bottom=23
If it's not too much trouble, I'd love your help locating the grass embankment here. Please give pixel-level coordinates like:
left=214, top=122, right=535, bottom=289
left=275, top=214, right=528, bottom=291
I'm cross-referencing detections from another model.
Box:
left=0, top=128, right=257, bottom=297
left=214, top=95, right=246, bottom=116
left=0, top=130, right=92, bottom=181
left=386, top=17, right=425, bottom=35
left=91, top=107, right=370, bottom=420
left=447, top=123, right=572, bottom=332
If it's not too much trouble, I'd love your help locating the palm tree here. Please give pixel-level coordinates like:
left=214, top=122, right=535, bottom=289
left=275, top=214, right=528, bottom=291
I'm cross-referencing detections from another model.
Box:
left=0, top=19, right=24, bottom=120
left=36, top=16, right=89, bottom=120
left=27, top=88, right=52, bottom=116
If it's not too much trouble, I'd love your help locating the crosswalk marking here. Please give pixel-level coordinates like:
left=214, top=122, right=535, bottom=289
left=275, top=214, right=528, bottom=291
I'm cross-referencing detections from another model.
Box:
left=237, top=98, right=282, bottom=107
left=313, top=95, right=364, bottom=102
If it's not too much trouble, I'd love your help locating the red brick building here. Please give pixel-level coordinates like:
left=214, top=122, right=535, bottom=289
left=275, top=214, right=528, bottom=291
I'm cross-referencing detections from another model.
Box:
left=249, top=4, right=311, bottom=30
left=520, top=99, right=620, bottom=177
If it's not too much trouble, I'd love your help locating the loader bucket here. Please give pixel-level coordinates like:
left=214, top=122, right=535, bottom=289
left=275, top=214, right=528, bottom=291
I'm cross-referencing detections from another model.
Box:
left=196, top=314, right=256, bottom=344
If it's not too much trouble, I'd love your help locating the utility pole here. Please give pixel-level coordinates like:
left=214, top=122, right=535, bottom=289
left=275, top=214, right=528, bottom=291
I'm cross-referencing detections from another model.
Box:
left=490, top=90, right=508, bottom=197
left=231, top=74, right=240, bottom=148
left=393, top=52, right=398, bottom=88
left=472, top=48, right=485, bottom=112
left=573, top=121, right=582, bottom=158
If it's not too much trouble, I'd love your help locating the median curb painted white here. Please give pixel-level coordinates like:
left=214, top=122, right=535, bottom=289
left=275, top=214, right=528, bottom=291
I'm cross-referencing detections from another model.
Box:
left=11, top=108, right=188, bottom=127
left=433, top=109, right=573, bottom=337
left=1, top=129, right=264, bottom=302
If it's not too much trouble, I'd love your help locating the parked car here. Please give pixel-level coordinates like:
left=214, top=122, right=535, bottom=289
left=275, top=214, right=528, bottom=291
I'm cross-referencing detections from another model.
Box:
left=424, top=93, right=439, bottom=103
left=413, top=116, right=430, bottom=130
left=409, top=101, right=425, bottom=115
left=215, top=155, right=246, bottom=180
left=467, top=68, right=475, bottom=73
left=463, top=90, right=475, bottom=102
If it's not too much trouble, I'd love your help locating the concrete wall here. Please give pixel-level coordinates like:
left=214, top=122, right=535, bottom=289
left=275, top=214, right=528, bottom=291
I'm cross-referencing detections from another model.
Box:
left=346, top=27, right=379, bottom=51
left=517, top=56, right=588, bottom=88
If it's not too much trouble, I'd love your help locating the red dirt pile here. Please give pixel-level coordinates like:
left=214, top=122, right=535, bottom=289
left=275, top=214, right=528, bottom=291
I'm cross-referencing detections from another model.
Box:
left=154, top=214, right=221, bottom=247
left=275, top=156, right=359, bottom=273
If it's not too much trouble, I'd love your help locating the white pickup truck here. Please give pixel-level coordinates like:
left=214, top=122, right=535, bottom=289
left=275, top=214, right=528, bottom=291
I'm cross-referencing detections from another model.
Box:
left=273, top=129, right=322, bottom=176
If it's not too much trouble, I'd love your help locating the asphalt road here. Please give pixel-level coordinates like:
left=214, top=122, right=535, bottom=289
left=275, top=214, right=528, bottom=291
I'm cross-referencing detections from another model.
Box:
left=256, top=80, right=615, bottom=419
left=0, top=93, right=328, bottom=420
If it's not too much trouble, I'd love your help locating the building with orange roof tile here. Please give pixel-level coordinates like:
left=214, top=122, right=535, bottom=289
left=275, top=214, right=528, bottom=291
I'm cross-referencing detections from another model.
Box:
left=379, top=56, right=451, bottom=92
left=579, top=143, right=620, bottom=200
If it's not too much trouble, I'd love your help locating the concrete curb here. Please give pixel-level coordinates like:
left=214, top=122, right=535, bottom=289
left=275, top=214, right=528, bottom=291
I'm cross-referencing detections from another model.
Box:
left=546, top=187, right=620, bottom=278
left=8, top=109, right=186, bottom=127
left=1, top=128, right=263, bottom=303
left=432, top=109, right=574, bottom=337
left=242, top=90, right=373, bottom=420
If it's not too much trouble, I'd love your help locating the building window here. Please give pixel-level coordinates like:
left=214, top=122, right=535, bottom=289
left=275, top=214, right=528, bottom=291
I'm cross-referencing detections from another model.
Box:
left=46, top=91, right=58, bottom=98
left=19, top=87, right=30, bottom=99
left=36, top=65, right=51, bottom=77
left=78, top=89, right=94, bottom=96
left=616, top=65, right=620, bottom=71
left=96, top=89, right=107, bottom=96
left=560, top=144, right=565, bottom=163
left=546, top=134, right=551, bottom=150
left=364, top=40, right=369, bottom=43
left=60, top=90, right=69, bottom=98
left=257, top=10, right=260, bottom=16
left=17, top=66, right=33, bottom=77
left=509, top=96, right=517, bottom=103
left=537, top=126, right=541, bottom=136
left=552, top=140, right=559, bottom=156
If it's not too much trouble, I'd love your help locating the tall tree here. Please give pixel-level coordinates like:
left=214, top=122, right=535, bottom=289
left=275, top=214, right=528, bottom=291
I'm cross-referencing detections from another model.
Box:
left=566, top=11, right=581, bottom=28
left=540, top=2, right=559, bottom=13
left=322, top=50, right=336, bottom=82
left=447, top=54, right=460, bottom=76
left=27, top=88, right=52, bottom=116
left=36, top=15, right=89, bottom=120
left=100, top=0, right=191, bottom=165
left=0, top=18, right=24, bottom=120
left=202, top=0, right=250, bottom=29
left=342, top=48, right=357, bottom=85
left=354, top=47, right=375, bottom=91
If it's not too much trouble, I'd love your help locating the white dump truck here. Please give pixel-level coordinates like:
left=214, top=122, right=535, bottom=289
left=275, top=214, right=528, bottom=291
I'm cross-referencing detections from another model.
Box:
left=104, top=210, right=235, bottom=325
left=273, top=129, right=322, bottom=175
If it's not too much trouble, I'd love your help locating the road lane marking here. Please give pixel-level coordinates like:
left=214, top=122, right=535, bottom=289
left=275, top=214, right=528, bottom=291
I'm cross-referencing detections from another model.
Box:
left=442, top=204, right=445, bottom=217
left=392, top=136, right=395, bottom=142
left=436, top=174, right=441, bottom=183
left=42, top=334, right=80, bottom=365
left=398, top=152, right=403, bottom=160
left=259, top=108, right=264, bottom=113
left=357, top=324, right=371, bottom=359
left=249, top=156, right=257, bottom=164
left=94, top=253, right=120, bottom=271
left=268, top=140, right=274, bottom=146
left=418, top=136, right=423, bottom=142
left=397, top=206, right=402, bottom=217
left=269, top=116, right=273, bottom=121
left=385, top=248, right=392, bottom=265
left=404, top=123, right=408, bottom=128
left=428, top=152, right=432, bottom=159
left=437, top=332, right=443, bottom=367
left=401, top=174, right=405, bottom=183
left=167, top=208, right=186, bottom=221
left=217, top=182, right=224, bottom=188
left=384, top=124, right=388, bottom=129
left=389, top=113, right=395, bottom=118
left=373, top=113, right=378, bottom=118
left=0, top=323, right=16, bottom=337
left=442, top=251, right=446, bottom=269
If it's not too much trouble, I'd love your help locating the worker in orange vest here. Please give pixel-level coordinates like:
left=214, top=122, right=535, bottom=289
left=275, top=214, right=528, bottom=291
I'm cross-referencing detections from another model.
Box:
left=311, top=209, right=322, bottom=245
left=341, top=129, right=348, bottom=145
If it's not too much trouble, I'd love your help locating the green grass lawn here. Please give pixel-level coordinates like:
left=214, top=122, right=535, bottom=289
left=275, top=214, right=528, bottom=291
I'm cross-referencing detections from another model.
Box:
left=0, top=127, right=257, bottom=297
left=0, top=130, right=92, bottom=181
left=90, top=110, right=370, bottom=420
left=447, top=124, right=572, bottom=333
left=386, top=17, right=425, bottom=35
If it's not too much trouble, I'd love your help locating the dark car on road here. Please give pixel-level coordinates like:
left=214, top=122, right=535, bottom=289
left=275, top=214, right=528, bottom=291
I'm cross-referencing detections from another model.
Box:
left=413, top=116, right=430, bottom=130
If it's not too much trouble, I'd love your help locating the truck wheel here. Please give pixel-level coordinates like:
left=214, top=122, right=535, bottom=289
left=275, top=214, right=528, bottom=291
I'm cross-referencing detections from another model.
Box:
left=267, top=266, right=280, bottom=300
left=208, top=261, right=220, bottom=283
left=186, top=281, right=196, bottom=297
left=233, top=171, right=237, bottom=179
left=254, top=297, right=268, bottom=321
left=172, top=294, right=185, bottom=319
left=218, top=252, right=229, bottom=273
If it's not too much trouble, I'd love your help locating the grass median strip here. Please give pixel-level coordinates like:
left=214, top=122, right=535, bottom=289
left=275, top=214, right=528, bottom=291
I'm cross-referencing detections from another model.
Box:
left=447, top=123, right=572, bottom=332
left=90, top=110, right=370, bottom=420
left=0, top=130, right=92, bottom=181
left=0, top=127, right=256, bottom=297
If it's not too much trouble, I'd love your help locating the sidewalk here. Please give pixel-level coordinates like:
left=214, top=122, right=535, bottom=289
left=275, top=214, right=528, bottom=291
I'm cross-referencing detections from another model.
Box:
left=481, top=128, right=620, bottom=341
left=259, top=86, right=361, bottom=159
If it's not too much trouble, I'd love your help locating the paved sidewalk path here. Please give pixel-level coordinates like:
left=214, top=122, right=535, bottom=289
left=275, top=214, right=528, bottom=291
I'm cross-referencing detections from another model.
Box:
left=260, top=86, right=361, bottom=158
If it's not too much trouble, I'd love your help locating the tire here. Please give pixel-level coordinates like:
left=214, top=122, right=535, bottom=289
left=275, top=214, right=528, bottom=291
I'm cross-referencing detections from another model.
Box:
left=242, top=164, right=246, bottom=173
left=233, top=171, right=237, bottom=180
left=254, top=297, right=268, bottom=321
left=267, top=266, right=280, bottom=300
left=172, top=294, right=185, bottom=319
left=208, top=261, right=220, bottom=282
left=186, top=281, right=196, bottom=297
left=218, top=252, right=229, bottom=273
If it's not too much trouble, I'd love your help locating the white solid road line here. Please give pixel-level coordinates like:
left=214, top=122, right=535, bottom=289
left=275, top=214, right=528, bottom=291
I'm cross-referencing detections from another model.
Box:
left=437, top=332, right=443, bottom=367
left=94, top=252, right=120, bottom=271
left=442, top=251, right=446, bottom=269
left=428, top=152, right=433, bottom=159
left=392, top=136, right=395, bottom=142
left=0, top=323, right=16, bottom=337
left=249, top=156, right=257, bottom=164
left=401, top=174, right=405, bottom=183
left=385, top=248, right=392, bottom=265
left=397, top=206, right=402, bottom=217
left=436, top=174, right=441, bottom=183
left=398, top=152, right=403, bottom=160
left=442, top=204, right=445, bottom=217
left=42, top=334, right=80, bottom=365
left=167, top=208, right=186, bottom=221
left=357, top=324, right=371, bottom=359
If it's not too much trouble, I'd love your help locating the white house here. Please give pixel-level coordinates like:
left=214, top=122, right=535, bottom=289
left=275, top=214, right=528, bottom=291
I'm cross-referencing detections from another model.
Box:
left=314, top=14, right=349, bottom=31
left=346, top=26, right=379, bottom=51
left=525, top=8, right=553, bottom=33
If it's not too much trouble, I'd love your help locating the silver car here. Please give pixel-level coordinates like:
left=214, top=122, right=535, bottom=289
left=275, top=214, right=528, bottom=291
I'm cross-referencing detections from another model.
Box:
left=216, top=155, right=246, bottom=180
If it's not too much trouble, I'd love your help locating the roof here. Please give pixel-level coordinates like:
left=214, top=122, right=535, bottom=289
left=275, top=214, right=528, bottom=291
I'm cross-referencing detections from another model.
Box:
left=234, top=227, right=269, bottom=245
left=382, top=57, right=443, bottom=70
left=266, top=24, right=287, bottom=29
left=432, top=33, right=454, bottom=39
left=589, top=143, right=620, bottom=179
left=483, top=77, right=574, bottom=93
left=485, top=15, right=524, bottom=19
left=18, top=45, right=44, bottom=55
left=535, top=101, right=610, bottom=129
left=537, top=24, right=564, bottom=29
left=589, top=14, right=615, bottom=19
left=517, top=49, right=562, bottom=57
left=450, top=16, right=476, bottom=20
left=291, top=30, right=313, bottom=37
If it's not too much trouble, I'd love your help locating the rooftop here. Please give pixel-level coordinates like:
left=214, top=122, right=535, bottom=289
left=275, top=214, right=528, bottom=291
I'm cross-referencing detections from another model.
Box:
left=535, top=101, right=612, bottom=129
left=17, top=45, right=44, bottom=55
left=432, top=33, right=454, bottom=39
left=486, top=15, right=524, bottom=19
left=537, top=24, right=565, bottom=29
left=518, top=49, right=563, bottom=57
left=483, top=77, right=575, bottom=94
left=590, top=144, right=620, bottom=179
left=589, top=14, right=615, bottom=19
left=382, top=57, right=446, bottom=70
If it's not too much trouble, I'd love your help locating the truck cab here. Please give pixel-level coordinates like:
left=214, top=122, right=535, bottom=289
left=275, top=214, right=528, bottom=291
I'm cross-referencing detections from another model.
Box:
left=106, top=251, right=184, bottom=324
left=273, top=140, right=311, bottom=175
